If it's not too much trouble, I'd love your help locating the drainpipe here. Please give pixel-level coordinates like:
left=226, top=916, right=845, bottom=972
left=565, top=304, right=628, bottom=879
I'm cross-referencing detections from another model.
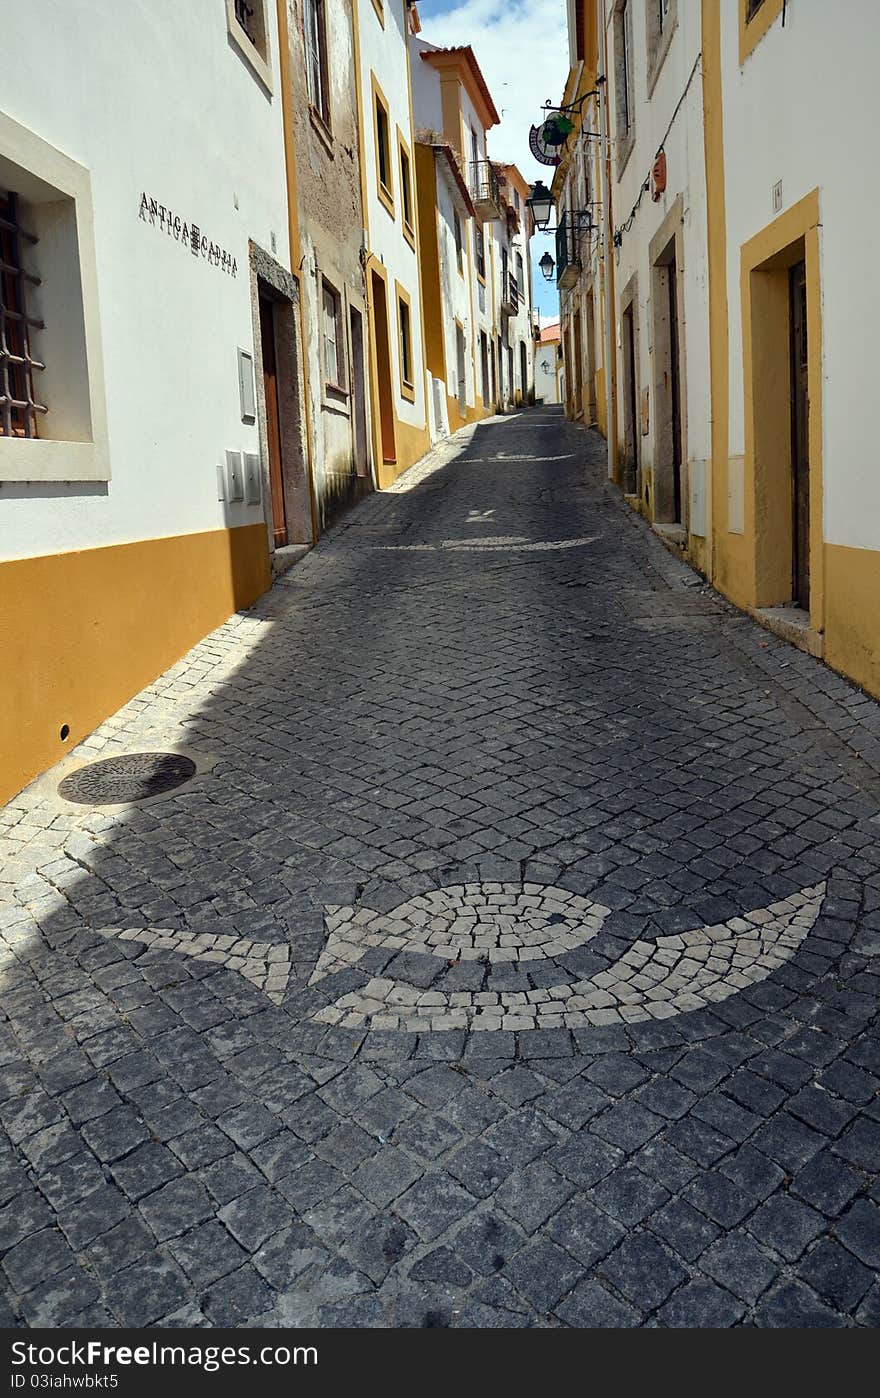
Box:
left=596, top=0, right=615, bottom=481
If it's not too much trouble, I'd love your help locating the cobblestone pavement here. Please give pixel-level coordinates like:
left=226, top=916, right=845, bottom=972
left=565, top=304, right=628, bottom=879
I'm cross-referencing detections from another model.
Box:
left=3, top=406, right=880, bottom=1329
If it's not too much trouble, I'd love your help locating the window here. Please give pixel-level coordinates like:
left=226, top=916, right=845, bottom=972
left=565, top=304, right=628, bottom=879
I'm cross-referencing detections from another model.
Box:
left=516, top=252, right=524, bottom=294
left=621, top=3, right=632, bottom=132
left=0, top=192, right=42, bottom=438
left=470, top=126, right=480, bottom=194
left=453, top=210, right=463, bottom=274
left=225, top=0, right=272, bottom=91
left=475, top=227, right=485, bottom=281
left=0, top=110, right=107, bottom=481
left=399, top=301, right=412, bottom=384
left=646, top=0, right=676, bottom=95
left=322, top=279, right=345, bottom=391
left=480, top=331, right=489, bottom=404
left=740, top=0, right=784, bottom=62
left=372, top=78, right=394, bottom=215
left=398, top=133, right=414, bottom=243
left=305, top=0, right=330, bottom=126
left=395, top=282, right=415, bottom=401
left=613, top=0, right=636, bottom=170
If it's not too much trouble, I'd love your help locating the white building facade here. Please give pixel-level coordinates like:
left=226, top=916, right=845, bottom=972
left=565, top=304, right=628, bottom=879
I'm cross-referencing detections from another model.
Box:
left=0, top=0, right=301, bottom=804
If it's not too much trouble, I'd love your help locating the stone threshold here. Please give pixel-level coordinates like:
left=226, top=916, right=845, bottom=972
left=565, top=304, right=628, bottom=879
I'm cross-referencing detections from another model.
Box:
left=651, top=521, right=689, bottom=556
left=749, top=604, right=824, bottom=658
left=271, top=542, right=312, bottom=579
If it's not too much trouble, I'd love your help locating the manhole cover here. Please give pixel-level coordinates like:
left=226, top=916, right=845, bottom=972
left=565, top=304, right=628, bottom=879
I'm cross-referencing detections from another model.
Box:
left=58, top=752, right=197, bottom=806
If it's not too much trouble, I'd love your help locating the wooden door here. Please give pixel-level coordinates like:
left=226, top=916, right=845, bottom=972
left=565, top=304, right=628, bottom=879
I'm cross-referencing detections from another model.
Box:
left=349, top=306, right=369, bottom=479
left=371, top=272, right=396, bottom=465
left=456, top=326, right=466, bottom=413
left=667, top=259, right=682, bottom=522
left=789, top=261, right=810, bottom=609
left=623, top=305, right=638, bottom=496
left=259, top=294, right=287, bottom=548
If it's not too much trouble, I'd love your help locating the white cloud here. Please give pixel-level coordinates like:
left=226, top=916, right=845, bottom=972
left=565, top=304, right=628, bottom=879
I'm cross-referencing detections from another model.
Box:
left=417, top=1, right=569, bottom=316
left=417, top=1, right=569, bottom=184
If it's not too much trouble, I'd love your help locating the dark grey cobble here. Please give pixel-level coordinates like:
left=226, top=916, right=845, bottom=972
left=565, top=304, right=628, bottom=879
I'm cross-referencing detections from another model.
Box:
left=2, top=410, right=879, bottom=1327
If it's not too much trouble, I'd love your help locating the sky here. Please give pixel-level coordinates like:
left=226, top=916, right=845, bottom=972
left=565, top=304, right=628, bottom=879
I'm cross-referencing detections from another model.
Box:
left=416, top=0, right=569, bottom=323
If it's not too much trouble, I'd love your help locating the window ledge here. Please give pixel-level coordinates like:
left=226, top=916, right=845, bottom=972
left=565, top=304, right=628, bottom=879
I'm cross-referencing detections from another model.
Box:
left=322, top=392, right=351, bottom=418
left=378, top=183, right=395, bottom=220
left=402, top=220, right=416, bottom=250
left=400, top=382, right=416, bottom=404
left=646, top=13, right=677, bottom=98
left=225, top=3, right=273, bottom=94
left=0, top=436, right=108, bottom=484
left=616, top=129, right=636, bottom=180
left=309, top=106, right=334, bottom=157
left=740, top=0, right=785, bottom=65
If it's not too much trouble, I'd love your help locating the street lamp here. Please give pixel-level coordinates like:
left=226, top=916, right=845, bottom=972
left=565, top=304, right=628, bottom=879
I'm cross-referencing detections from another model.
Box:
left=538, top=251, right=555, bottom=281
left=526, top=180, right=554, bottom=230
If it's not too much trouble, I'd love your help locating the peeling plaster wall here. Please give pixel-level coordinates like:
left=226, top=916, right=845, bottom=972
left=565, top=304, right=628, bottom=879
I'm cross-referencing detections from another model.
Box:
left=287, top=0, right=372, bottom=529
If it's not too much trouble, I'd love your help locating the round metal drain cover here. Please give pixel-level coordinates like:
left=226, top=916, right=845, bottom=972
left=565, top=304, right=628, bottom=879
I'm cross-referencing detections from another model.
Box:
left=58, top=752, right=197, bottom=806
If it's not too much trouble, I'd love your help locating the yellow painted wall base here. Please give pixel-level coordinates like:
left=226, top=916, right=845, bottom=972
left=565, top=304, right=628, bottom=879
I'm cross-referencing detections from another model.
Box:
left=446, top=394, right=492, bottom=435
left=824, top=542, right=880, bottom=701
left=376, top=418, right=432, bottom=489
left=0, top=523, right=270, bottom=805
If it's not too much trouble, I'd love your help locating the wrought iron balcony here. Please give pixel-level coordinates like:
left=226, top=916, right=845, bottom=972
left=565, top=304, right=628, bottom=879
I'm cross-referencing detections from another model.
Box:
left=555, top=211, right=592, bottom=290
left=501, top=271, right=520, bottom=317
left=469, top=160, right=502, bottom=222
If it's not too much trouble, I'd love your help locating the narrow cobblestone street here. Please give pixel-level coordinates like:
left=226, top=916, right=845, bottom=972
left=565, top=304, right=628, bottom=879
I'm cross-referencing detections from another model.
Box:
left=2, top=406, right=880, bottom=1328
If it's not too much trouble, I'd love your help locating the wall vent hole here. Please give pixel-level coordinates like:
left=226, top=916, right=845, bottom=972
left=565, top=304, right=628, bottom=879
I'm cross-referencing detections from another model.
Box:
left=59, top=725, right=70, bottom=742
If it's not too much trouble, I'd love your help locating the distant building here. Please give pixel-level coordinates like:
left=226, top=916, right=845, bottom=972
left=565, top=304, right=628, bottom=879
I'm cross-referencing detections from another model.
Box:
left=0, top=0, right=296, bottom=804
left=353, top=0, right=431, bottom=484
left=553, top=0, right=880, bottom=702
left=409, top=42, right=535, bottom=435
left=285, top=0, right=373, bottom=532
left=535, top=324, right=563, bottom=404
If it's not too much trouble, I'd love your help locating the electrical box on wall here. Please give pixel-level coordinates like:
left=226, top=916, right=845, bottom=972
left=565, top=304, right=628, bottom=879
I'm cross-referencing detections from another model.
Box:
left=225, top=449, right=244, bottom=502
left=237, top=348, right=256, bottom=423
left=243, top=452, right=262, bottom=505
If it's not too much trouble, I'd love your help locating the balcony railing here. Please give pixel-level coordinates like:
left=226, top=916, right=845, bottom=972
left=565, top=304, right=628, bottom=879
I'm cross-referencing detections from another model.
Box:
left=501, top=271, right=520, bottom=317
left=469, top=160, right=502, bottom=222
left=555, top=211, right=593, bottom=290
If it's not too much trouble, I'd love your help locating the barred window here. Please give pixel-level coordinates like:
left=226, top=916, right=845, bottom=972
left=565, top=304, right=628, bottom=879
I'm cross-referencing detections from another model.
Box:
left=0, top=191, right=46, bottom=438
left=235, top=0, right=258, bottom=42
left=306, top=0, right=331, bottom=126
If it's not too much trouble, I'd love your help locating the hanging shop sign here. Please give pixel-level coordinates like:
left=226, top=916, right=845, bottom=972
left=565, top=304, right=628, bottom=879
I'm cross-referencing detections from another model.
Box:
left=138, top=193, right=238, bottom=276
left=529, top=123, right=561, bottom=167
left=651, top=151, right=667, bottom=203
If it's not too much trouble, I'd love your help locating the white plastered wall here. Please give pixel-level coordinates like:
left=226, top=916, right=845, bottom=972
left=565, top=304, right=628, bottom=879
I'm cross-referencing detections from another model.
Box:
left=356, top=0, right=427, bottom=436
left=0, top=0, right=290, bottom=562
left=606, top=0, right=711, bottom=509
left=720, top=0, right=879, bottom=552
